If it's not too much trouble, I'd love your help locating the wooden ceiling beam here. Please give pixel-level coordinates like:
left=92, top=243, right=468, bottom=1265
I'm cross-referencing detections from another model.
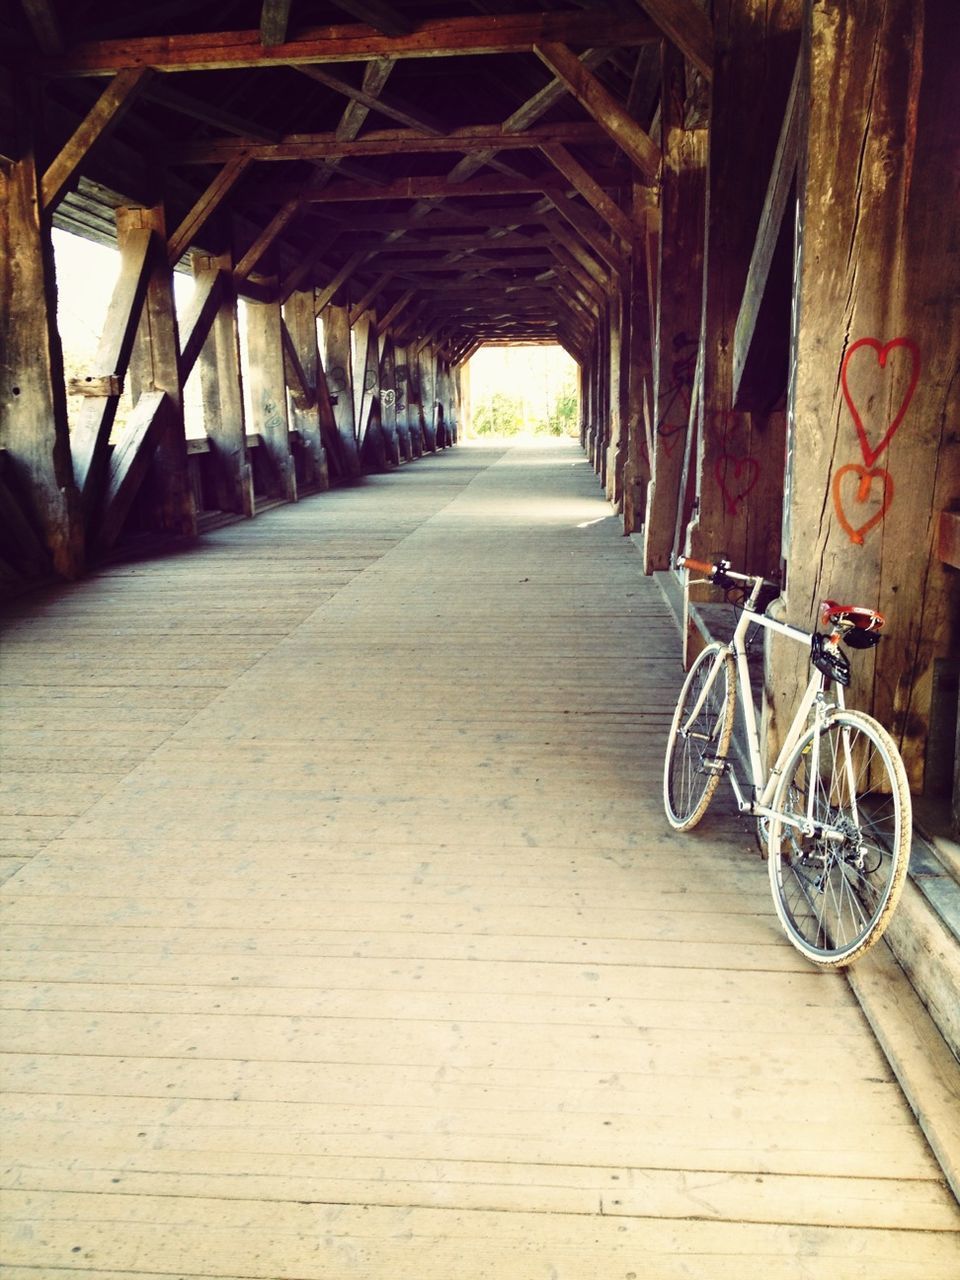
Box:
left=533, top=41, right=660, bottom=183
left=278, top=170, right=624, bottom=204
left=167, top=155, right=252, bottom=264
left=634, top=0, right=714, bottom=82
left=294, top=64, right=445, bottom=136
left=349, top=271, right=395, bottom=323
left=314, top=250, right=371, bottom=312
left=260, top=0, right=293, bottom=47
left=42, top=68, right=154, bottom=210
left=377, top=288, right=416, bottom=332
left=43, top=11, right=660, bottom=76
left=19, top=0, right=63, bottom=54
left=539, top=143, right=635, bottom=245
left=142, top=82, right=282, bottom=142
left=170, top=120, right=610, bottom=164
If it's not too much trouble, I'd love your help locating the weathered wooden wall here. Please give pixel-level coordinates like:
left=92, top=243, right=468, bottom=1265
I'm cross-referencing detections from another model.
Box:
left=770, top=0, right=960, bottom=786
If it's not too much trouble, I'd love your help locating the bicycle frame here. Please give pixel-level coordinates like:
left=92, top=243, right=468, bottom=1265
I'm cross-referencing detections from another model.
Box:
left=684, top=580, right=846, bottom=835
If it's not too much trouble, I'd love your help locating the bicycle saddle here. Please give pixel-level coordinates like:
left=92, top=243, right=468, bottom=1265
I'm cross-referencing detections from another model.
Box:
left=820, top=600, right=885, bottom=648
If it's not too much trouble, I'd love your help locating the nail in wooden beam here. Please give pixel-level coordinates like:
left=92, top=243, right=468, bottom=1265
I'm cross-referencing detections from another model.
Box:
left=42, top=67, right=154, bottom=210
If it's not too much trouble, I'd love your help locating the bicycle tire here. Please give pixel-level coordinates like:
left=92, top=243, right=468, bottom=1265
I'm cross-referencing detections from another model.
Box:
left=663, top=643, right=737, bottom=831
left=767, top=709, right=911, bottom=967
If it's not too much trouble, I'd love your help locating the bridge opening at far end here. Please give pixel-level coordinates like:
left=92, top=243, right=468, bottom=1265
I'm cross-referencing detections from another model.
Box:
left=460, top=343, right=580, bottom=444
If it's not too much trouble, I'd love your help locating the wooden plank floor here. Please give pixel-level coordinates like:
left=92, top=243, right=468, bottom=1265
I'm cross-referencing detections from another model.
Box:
left=1, top=439, right=958, bottom=1279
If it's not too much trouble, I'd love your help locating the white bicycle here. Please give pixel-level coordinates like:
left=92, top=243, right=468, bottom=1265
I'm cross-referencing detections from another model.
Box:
left=663, top=555, right=911, bottom=967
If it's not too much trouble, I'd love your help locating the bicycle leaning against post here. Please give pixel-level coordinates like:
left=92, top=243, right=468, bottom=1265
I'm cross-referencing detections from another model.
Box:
left=663, top=555, right=912, bottom=967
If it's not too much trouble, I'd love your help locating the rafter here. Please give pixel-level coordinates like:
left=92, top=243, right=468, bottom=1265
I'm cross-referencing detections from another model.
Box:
left=294, top=64, right=445, bottom=135
left=539, top=144, right=636, bottom=245
left=635, top=0, right=714, bottom=81
left=170, top=120, right=610, bottom=164
left=43, top=11, right=660, bottom=76
left=260, top=0, right=293, bottom=46
left=42, top=68, right=154, bottom=210
left=533, top=42, right=660, bottom=183
left=167, top=155, right=252, bottom=264
left=19, top=0, right=63, bottom=54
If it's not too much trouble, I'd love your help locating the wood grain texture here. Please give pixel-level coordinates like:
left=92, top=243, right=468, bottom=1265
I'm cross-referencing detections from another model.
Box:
left=1, top=443, right=957, bottom=1276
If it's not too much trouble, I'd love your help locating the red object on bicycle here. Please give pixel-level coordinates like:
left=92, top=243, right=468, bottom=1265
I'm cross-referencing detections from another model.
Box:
left=820, top=600, right=885, bottom=631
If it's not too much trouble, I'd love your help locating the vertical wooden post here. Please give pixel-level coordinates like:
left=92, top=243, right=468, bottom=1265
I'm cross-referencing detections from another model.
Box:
left=321, top=303, right=361, bottom=478
left=0, top=83, right=83, bottom=579
left=117, top=203, right=196, bottom=536
left=683, top=0, right=799, bottom=589
left=604, top=288, right=625, bottom=505
left=378, top=333, right=404, bottom=463
left=193, top=250, right=254, bottom=516
left=643, top=47, right=708, bottom=570
left=420, top=346, right=438, bottom=451
left=397, top=346, right=421, bottom=457
left=772, top=0, right=960, bottom=786
left=244, top=274, right=297, bottom=503
left=285, top=288, right=329, bottom=490
left=623, top=189, right=657, bottom=536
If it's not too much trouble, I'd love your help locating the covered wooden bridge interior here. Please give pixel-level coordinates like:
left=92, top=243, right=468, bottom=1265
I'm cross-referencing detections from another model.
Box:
left=1, top=0, right=960, bottom=1274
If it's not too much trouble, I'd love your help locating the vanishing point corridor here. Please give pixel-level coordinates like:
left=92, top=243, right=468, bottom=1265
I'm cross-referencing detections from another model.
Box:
left=2, top=442, right=957, bottom=1277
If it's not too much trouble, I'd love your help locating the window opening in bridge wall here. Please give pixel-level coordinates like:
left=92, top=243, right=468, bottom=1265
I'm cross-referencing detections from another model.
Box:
left=463, top=344, right=579, bottom=441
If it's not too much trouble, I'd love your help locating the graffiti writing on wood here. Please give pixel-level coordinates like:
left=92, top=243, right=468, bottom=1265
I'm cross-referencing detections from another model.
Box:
left=715, top=454, right=760, bottom=515
left=655, top=333, right=696, bottom=457
left=841, top=336, right=920, bottom=467
left=327, top=365, right=347, bottom=393
left=363, top=368, right=378, bottom=393
left=832, top=464, right=894, bottom=546
left=382, top=388, right=396, bottom=411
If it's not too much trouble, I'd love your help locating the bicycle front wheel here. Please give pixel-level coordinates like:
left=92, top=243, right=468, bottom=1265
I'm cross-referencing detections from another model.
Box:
left=768, top=709, right=911, bottom=966
left=663, top=643, right=736, bottom=831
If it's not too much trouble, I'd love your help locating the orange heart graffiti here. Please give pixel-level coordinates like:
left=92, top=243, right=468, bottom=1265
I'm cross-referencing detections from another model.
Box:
left=841, top=337, right=920, bottom=467
left=832, top=464, right=895, bottom=545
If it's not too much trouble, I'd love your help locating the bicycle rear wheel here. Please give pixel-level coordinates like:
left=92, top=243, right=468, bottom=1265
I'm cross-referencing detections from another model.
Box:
left=663, top=643, right=736, bottom=831
left=767, top=709, right=911, bottom=966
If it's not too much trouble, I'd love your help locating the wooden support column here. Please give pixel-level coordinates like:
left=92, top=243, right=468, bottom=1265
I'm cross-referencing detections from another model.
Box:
left=604, top=283, right=626, bottom=506
left=378, top=333, right=407, bottom=462
left=683, top=0, right=799, bottom=629
left=622, top=193, right=657, bottom=535
left=116, top=204, right=196, bottom=538
left=284, top=289, right=330, bottom=490
left=244, top=270, right=297, bottom=502
left=396, top=346, right=421, bottom=457
left=193, top=250, right=254, bottom=517
left=321, top=303, right=362, bottom=478
left=773, top=0, right=960, bottom=786
left=418, top=346, right=438, bottom=451
left=643, top=48, right=707, bottom=567
left=0, top=88, right=83, bottom=579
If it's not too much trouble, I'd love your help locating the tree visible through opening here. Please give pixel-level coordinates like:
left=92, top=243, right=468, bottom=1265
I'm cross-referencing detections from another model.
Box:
left=463, top=344, right=578, bottom=440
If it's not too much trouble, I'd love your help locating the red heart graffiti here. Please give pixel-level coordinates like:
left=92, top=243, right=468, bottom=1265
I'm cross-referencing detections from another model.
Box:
left=715, top=454, right=759, bottom=515
left=840, top=337, right=920, bottom=467
left=657, top=422, right=686, bottom=457
left=832, top=463, right=894, bottom=545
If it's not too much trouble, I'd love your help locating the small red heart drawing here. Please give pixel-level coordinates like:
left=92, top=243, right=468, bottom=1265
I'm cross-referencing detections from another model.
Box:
left=715, top=454, right=759, bottom=515
left=832, top=463, right=894, bottom=545
left=840, top=337, right=920, bottom=467
left=657, top=421, right=686, bottom=457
